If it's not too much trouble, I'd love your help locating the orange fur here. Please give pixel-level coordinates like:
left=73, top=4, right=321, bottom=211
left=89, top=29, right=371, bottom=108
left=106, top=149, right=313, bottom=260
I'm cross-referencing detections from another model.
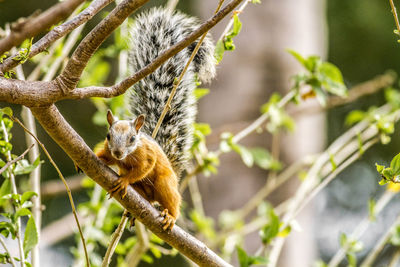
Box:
left=96, top=137, right=181, bottom=230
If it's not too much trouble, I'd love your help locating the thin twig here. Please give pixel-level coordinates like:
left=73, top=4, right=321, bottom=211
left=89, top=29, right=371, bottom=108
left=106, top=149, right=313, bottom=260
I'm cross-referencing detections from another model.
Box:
left=0, top=144, right=34, bottom=175
left=294, top=138, right=378, bottom=219
left=390, top=0, right=400, bottom=35
left=360, top=213, right=400, bottom=267
left=166, top=0, right=180, bottom=14
left=389, top=249, right=400, bottom=267
left=236, top=155, right=315, bottom=221
left=0, top=0, right=114, bottom=73
left=0, top=236, right=17, bottom=267
left=267, top=107, right=400, bottom=267
left=102, top=211, right=129, bottom=267
left=1, top=121, right=25, bottom=267
left=328, top=190, right=396, bottom=267
left=125, top=222, right=149, bottom=266
left=10, top=117, right=90, bottom=267
left=17, top=60, right=42, bottom=267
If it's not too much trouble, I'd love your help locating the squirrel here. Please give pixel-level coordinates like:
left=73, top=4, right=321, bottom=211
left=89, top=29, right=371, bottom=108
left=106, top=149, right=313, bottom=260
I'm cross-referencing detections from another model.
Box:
left=93, top=7, right=216, bottom=231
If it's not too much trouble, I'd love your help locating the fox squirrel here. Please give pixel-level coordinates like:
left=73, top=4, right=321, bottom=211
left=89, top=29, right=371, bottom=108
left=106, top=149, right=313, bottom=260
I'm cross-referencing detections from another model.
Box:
left=94, top=7, right=216, bottom=231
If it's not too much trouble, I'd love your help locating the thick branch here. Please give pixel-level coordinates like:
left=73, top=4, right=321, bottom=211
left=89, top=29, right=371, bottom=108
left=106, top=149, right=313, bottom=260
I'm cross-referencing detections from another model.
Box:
left=0, top=0, right=85, bottom=56
left=0, top=0, right=114, bottom=73
left=56, top=0, right=149, bottom=91
left=30, top=105, right=231, bottom=267
left=68, top=0, right=245, bottom=98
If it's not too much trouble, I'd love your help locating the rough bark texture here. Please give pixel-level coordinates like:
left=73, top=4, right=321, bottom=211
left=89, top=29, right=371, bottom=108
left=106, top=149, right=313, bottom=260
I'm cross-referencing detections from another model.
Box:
left=0, top=0, right=85, bottom=55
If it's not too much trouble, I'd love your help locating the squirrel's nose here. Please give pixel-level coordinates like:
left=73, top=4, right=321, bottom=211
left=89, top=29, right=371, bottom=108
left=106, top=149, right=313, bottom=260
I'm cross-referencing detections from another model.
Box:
left=113, top=150, right=122, bottom=159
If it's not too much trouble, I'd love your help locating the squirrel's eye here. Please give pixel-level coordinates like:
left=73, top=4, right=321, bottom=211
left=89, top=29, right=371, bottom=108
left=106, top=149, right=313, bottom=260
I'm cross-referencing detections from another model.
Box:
left=106, top=133, right=110, bottom=140
left=130, top=136, right=135, bottom=143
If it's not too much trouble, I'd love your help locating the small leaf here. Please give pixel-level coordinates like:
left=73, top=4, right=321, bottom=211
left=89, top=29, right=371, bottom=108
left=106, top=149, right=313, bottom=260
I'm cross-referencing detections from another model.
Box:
left=194, top=88, right=210, bottom=100
left=329, top=154, right=337, bottom=171
left=390, top=153, right=400, bottom=175
left=236, top=145, right=254, bottom=167
left=232, top=14, right=242, bottom=36
left=21, top=191, right=37, bottom=204
left=376, top=163, right=385, bottom=173
left=287, top=49, right=307, bottom=68
left=259, top=208, right=280, bottom=245
left=214, top=40, right=225, bottom=63
left=368, top=199, right=376, bottom=221
left=23, top=216, right=38, bottom=257
left=0, top=107, right=13, bottom=118
left=15, top=208, right=31, bottom=218
left=236, top=245, right=268, bottom=267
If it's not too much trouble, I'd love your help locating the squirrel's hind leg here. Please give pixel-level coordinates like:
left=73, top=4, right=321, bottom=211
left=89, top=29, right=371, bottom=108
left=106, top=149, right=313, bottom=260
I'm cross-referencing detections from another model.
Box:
left=154, top=176, right=181, bottom=231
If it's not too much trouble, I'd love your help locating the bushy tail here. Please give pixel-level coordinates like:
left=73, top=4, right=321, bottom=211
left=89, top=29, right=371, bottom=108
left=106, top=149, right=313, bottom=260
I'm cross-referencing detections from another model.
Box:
left=126, top=7, right=216, bottom=175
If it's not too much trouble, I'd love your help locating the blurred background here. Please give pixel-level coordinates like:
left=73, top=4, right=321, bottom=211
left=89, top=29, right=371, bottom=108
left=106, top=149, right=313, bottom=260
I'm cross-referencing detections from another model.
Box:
left=1, top=0, right=400, bottom=266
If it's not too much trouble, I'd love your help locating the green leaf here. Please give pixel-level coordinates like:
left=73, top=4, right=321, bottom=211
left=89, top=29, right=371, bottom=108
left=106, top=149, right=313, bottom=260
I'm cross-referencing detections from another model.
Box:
left=368, top=199, right=376, bottom=221
left=23, top=216, right=38, bottom=257
left=339, top=232, right=347, bottom=247
left=250, top=147, right=281, bottom=170
left=375, top=163, right=385, bottom=173
left=384, top=87, right=400, bottom=108
left=194, top=88, right=210, bottom=100
left=232, top=14, right=242, bottom=36
left=319, top=62, right=344, bottom=84
left=15, top=208, right=31, bottom=218
left=390, top=153, right=400, bottom=175
left=236, top=246, right=268, bottom=267
left=0, top=179, right=11, bottom=206
left=0, top=107, right=13, bottom=118
left=235, top=145, right=254, bottom=167
left=391, top=226, right=400, bottom=246
left=195, top=123, right=212, bottom=136
left=21, top=191, right=37, bottom=204
left=379, top=178, right=389, bottom=185
left=189, top=210, right=216, bottom=240
left=287, top=49, right=307, bottom=68
left=345, top=110, right=367, bottom=126
left=0, top=221, right=16, bottom=238
left=313, top=260, right=328, bottom=267
left=259, top=208, right=280, bottom=245
left=251, top=0, right=261, bottom=3
left=329, top=154, right=337, bottom=171
left=214, top=39, right=225, bottom=64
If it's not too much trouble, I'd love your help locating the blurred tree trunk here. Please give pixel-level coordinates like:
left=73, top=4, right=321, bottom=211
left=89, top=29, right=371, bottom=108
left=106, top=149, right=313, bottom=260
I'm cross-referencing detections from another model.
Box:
left=196, top=0, right=327, bottom=266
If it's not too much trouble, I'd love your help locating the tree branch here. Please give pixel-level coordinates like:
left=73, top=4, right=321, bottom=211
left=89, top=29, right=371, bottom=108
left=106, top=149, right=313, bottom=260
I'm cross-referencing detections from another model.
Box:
left=30, top=104, right=232, bottom=267
left=68, top=0, right=245, bottom=98
left=0, top=0, right=85, bottom=56
left=56, top=0, right=149, bottom=92
left=0, top=0, right=115, bottom=73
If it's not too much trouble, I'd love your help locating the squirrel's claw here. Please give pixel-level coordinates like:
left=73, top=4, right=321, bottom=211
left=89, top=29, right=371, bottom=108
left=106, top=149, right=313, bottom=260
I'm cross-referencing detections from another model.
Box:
left=74, top=163, right=83, bottom=173
left=160, top=209, right=175, bottom=231
left=108, top=178, right=130, bottom=199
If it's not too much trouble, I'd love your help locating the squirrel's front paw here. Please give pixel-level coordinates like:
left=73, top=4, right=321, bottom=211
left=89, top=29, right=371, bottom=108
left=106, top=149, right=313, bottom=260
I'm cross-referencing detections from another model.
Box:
left=160, top=209, right=176, bottom=231
left=74, top=163, right=83, bottom=173
left=109, top=178, right=130, bottom=199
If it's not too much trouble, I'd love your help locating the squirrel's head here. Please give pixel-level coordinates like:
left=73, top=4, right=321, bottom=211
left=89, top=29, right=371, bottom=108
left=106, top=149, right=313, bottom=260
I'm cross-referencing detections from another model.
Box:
left=106, top=110, right=145, bottom=160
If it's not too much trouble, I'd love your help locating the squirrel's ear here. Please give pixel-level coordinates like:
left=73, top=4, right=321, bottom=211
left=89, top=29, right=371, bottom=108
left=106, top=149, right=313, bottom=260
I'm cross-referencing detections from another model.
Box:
left=134, top=114, right=145, bottom=132
left=107, top=110, right=116, bottom=126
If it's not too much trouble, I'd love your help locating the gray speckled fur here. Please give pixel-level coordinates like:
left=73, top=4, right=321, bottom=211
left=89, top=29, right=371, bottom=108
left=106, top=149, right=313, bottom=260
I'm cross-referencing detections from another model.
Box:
left=126, top=7, right=216, bottom=176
